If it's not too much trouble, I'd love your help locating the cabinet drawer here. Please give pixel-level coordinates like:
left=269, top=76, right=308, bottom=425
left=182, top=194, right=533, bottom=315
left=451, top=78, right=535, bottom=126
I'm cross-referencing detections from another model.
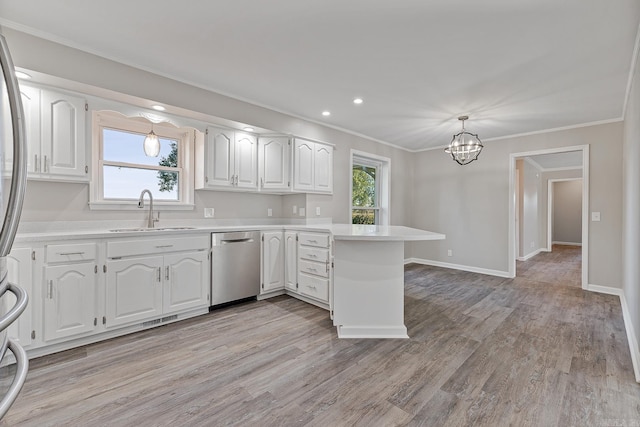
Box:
left=107, top=235, right=209, bottom=258
left=298, top=259, right=329, bottom=278
left=46, top=243, right=97, bottom=263
left=298, top=232, right=330, bottom=248
left=299, top=273, right=329, bottom=302
left=298, top=246, right=329, bottom=263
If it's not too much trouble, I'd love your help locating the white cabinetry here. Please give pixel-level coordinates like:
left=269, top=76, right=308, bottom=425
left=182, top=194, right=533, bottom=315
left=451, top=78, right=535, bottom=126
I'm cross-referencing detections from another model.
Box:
left=105, top=236, right=209, bottom=328
left=261, top=231, right=284, bottom=293
left=258, top=136, right=290, bottom=191
left=293, top=138, right=333, bottom=193
left=4, top=248, right=34, bottom=347
left=2, top=83, right=87, bottom=181
left=197, top=127, right=258, bottom=190
left=43, top=243, right=98, bottom=342
left=297, top=232, right=331, bottom=304
left=284, top=231, right=297, bottom=292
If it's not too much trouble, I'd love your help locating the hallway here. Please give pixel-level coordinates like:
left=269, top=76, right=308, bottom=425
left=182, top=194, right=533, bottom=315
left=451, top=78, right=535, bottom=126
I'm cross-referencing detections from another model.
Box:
left=517, top=244, right=582, bottom=287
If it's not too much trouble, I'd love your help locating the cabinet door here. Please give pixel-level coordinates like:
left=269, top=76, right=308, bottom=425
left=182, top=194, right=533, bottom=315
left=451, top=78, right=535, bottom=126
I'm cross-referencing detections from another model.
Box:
left=43, top=263, right=96, bottom=341
left=205, top=127, right=235, bottom=187
left=3, top=248, right=33, bottom=347
left=163, top=251, right=209, bottom=314
left=284, top=231, right=297, bottom=292
left=261, top=231, right=284, bottom=293
left=2, top=85, right=40, bottom=175
left=293, top=139, right=315, bottom=191
left=40, top=89, right=87, bottom=178
left=259, top=136, right=290, bottom=191
left=106, top=257, right=163, bottom=328
left=234, top=132, right=258, bottom=188
left=314, top=143, right=333, bottom=193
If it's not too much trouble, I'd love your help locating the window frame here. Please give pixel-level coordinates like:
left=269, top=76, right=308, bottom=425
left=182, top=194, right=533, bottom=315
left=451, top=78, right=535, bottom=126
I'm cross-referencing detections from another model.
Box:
left=90, top=111, right=195, bottom=210
left=350, top=150, right=390, bottom=226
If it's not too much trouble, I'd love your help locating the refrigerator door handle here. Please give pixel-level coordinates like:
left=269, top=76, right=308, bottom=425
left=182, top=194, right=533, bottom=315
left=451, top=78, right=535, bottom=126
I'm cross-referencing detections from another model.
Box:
left=0, top=34, right=27, bottom=257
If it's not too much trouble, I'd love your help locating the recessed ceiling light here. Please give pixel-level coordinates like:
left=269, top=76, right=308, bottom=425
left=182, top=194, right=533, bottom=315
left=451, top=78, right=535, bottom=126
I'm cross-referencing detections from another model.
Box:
left=353, top=98, right=363, bottom=105
left=244, top=127, right=254, bottom=132
left=152, top=105, right=165, bottom=111
left=15, top=71, right=31, bottom=80
left=322, top=111, right=331, bottom=117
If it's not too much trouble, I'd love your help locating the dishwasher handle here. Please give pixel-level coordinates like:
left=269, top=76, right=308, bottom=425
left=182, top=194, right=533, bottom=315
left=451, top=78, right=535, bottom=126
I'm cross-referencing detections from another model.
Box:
left=221, top=238, right=254, bottom=244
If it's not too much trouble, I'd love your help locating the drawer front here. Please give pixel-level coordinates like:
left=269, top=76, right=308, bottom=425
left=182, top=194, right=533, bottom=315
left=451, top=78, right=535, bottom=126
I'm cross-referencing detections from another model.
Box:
left=298, top=246, right=329, bottom=263
left=298, top=259, right=329, bottom=278
left=107, top=235, right=209, bottom=258
left=46, top=243, right=97, bottom=263
left=298, top=232, right=330, bottom=248
left=298, top=273, right=329, bottom=302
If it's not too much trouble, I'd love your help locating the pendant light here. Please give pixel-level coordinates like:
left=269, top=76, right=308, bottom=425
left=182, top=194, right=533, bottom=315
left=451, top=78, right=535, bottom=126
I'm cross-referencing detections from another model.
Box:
left=143, top=123, right=160, bottom=157
left=444, top=115, right=483, bottom=165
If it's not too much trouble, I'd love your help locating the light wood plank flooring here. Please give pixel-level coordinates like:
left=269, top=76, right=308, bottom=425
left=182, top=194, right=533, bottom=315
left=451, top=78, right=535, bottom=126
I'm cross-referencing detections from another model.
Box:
left=0, top=248, right=638, bottom=426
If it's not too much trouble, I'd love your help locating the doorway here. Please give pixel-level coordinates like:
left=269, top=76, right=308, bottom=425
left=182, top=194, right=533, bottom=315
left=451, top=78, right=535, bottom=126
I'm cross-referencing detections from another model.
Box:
left=508, top=146, right=588, bottom=289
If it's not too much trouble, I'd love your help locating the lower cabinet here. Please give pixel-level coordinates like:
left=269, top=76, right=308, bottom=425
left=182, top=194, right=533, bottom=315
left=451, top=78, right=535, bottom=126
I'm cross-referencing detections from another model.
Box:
left=106, top=256, right=164, bottom=328
left=261, top=231, right=284, bottom=293
left=297, top=232, right=331, bottom=304
left=163, top=251, right=209, bottom=314
left=43, top=262, right=98, bottom=341
left=4, top=248, right=34, bottom=347
left=284, top=231, right=297, bottom=291
left=105, top=236, right=210, bottom=329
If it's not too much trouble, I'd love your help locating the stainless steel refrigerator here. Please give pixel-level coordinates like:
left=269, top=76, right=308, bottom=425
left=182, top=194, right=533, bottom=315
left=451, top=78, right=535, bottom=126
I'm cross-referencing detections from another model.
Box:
left=0, top=31, right=29, bottom=418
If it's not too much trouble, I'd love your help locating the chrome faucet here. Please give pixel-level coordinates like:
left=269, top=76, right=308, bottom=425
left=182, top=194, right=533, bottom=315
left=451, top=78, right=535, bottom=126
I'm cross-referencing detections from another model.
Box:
left=138, top=189, right=158, bottom=228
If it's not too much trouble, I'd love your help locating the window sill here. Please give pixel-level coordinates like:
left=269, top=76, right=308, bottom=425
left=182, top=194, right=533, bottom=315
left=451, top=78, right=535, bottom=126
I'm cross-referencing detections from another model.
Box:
left=89, top=201, right=195, bottom=211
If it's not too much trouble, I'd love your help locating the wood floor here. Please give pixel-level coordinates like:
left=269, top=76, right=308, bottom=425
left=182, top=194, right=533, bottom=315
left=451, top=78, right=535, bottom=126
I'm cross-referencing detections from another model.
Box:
left=1, top=246, right=638, bottom=426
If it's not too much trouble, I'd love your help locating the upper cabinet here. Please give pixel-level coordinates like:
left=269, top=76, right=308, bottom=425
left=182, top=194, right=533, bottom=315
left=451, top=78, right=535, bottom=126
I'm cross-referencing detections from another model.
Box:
left=258, top=136, right=290, bottom=191
left=293, top=138, right=333, bottom=194
left=196, top=127, right=258, bottom=190
left=2, top=83, right=88, bottom=182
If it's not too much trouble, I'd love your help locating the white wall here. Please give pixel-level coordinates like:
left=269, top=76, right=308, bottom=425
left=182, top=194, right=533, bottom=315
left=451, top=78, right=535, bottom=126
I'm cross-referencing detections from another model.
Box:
left=622, top=36, right=640, bottom=379
left=552, top=180, right=582, bottom=245
left=410, top=121, right=623, bottom=287
left=3, top=28, right=414, bottom=227
left=519, top=159, right=541, bottom=258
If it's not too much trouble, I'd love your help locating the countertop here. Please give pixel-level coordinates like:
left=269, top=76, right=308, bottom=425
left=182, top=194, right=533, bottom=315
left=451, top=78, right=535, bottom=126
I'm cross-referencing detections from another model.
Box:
left=13, top=221, right=445, bottom=243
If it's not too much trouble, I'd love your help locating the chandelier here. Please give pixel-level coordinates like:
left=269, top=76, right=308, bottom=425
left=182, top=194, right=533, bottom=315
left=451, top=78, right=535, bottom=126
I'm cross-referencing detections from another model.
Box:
left=444, top=115, right=483, bottom=165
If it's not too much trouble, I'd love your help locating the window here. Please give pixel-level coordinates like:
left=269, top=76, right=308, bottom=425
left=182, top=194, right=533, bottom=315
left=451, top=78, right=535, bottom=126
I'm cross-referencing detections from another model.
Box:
left=351, top=150, right=390, bottom=225
left=91, top=111, right=194, bottom=209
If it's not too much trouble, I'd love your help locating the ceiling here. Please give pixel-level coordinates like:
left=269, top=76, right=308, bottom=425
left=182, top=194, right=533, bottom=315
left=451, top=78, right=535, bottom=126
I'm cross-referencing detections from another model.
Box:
left=1, top=1, right=639, bottom=151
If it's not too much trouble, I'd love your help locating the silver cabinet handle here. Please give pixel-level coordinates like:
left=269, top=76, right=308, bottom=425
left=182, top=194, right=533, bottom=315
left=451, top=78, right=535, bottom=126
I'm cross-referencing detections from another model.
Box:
left=48, top=280, right=53, bottom=299
left=260, top=177, right=264, bottom=188
left=155, top=245, right=174, bottom=248
left=157, top=267, right=161, bottom=282
left=309, top=254, right=318, bottom=258
left=309, top=240, right=318, bottom=243
left=44, top=155, right=48, bottom=173
left=165, top=266, right=170, bottom=281
left=34, top=155, right=38, bottom=172
left=58, top=251, right=85, bottom=256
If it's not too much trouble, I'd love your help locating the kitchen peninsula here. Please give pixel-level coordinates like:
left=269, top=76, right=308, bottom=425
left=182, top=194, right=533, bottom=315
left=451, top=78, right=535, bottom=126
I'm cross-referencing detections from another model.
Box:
left=330, top=225, right=445, bottom=339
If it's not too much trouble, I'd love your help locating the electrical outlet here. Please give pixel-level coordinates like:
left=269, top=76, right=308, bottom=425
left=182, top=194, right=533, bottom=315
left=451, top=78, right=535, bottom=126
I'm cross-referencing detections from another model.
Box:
left=299, top=207, right=306, bottom=217
left=447, top=249, right=453, bottom=257
left=592, top=212, right=601, bottom=222
left=293, top=205, right=297, bottom=214
left=530, top=241, right=535, bottom=248
left=267, top=208, right=273, bottom=217
left=316, top=207, right=321, bottom=216
left=204, top=208, right=214, bottom=218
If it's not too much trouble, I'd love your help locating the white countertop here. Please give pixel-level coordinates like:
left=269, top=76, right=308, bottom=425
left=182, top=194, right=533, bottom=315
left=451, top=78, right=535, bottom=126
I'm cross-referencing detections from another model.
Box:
left=329, top=224, right=445, bottom=241
left=13, top=221, right=445, bottom=243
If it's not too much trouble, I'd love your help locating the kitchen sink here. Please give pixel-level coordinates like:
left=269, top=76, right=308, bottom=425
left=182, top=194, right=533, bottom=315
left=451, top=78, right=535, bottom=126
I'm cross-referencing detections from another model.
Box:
left=109, top=227, right=197, bottom=232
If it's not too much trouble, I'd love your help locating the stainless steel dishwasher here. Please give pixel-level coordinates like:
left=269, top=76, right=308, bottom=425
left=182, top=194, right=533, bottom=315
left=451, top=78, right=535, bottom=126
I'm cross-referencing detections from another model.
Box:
left=211, top=231, right=261, bottom=306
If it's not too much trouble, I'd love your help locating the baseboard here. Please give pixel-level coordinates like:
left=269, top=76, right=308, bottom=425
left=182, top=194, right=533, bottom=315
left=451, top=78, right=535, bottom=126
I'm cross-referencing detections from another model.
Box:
left=517, top=248, right=544, bottom=262
left=587, top=284, right=623, bottom=296
left=620, top=293, right=640, bottom=382
left=404, top=258, right=512, bottom=278
left=552, top=241, right=582, bottom=246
